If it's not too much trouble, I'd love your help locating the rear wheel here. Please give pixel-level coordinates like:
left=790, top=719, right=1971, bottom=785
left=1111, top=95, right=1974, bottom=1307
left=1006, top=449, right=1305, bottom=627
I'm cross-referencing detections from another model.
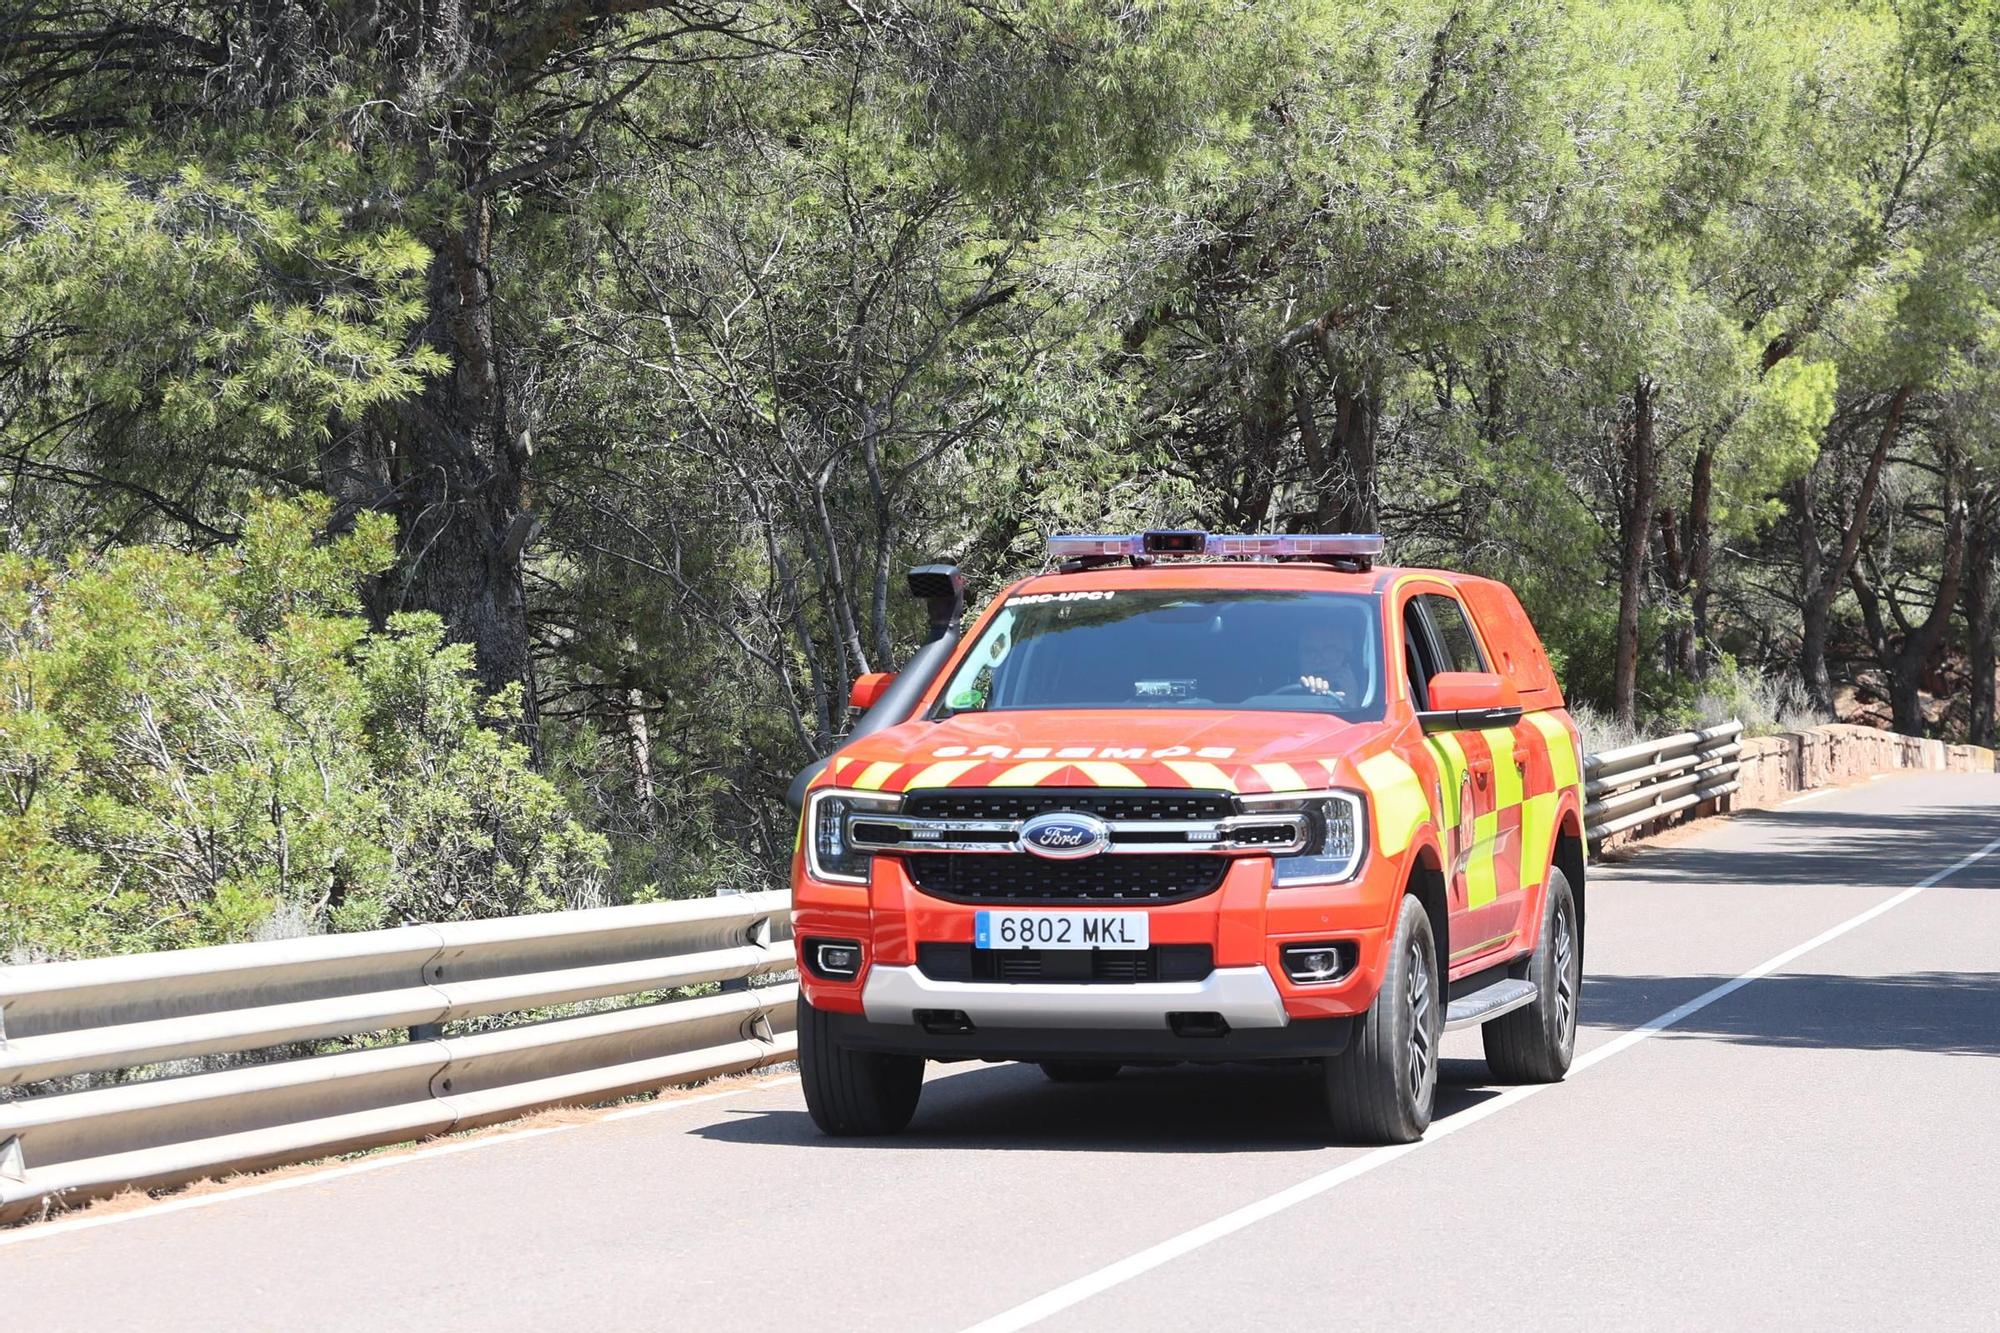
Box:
left=1038, top=1061, right=1121, bottom=1083
left=1482, top=867, right=1580, bottom=1083
left=1319, top=895, right=1440, bottom=1144
left=799, top=993, right=924, bottom=1135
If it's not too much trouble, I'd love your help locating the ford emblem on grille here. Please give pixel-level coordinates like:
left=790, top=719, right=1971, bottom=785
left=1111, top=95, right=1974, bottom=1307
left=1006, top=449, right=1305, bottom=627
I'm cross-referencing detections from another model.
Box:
left=1018, top=811, right=1112, bottom=860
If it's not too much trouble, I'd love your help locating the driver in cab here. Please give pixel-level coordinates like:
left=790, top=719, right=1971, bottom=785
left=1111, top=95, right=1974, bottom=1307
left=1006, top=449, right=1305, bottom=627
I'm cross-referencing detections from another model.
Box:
left=1295, top=612, right=1364, bottom=703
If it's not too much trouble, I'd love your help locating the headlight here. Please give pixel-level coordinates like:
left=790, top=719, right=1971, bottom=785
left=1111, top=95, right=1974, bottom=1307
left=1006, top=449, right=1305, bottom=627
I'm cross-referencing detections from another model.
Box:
left=1238, top=789, right=1367, bottom=886
left=804, top=788, right=902, bottom=884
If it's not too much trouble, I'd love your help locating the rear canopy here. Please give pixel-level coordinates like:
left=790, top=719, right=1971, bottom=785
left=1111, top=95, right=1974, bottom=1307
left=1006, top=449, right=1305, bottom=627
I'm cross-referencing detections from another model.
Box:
left=1456, top=578, right=1564, bottom=711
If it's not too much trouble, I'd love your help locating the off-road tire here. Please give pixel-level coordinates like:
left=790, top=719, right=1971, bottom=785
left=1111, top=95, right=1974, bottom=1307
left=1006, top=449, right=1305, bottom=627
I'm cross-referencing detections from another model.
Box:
left=1038, top=1061, right=1121, bottom=1083
left=1482, top=866, right=1581, bottom=1083
left=799, top=993, right=924, bottom=1135
left=1320, top=895, right=1440, bottom=1144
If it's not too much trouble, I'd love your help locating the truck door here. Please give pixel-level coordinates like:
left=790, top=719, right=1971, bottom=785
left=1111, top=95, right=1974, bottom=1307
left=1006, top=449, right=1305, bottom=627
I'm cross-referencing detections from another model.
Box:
left=1408, top=591, right=1521, bottom=966
left=1402, top=593, right=1485, bottom=969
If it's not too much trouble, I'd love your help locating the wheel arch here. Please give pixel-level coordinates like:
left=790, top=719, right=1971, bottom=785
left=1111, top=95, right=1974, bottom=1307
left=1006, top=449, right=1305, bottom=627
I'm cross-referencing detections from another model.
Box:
left=1404, top=839, right=1450, bottom=970
left=1553, top=808, right=1586, bottom=952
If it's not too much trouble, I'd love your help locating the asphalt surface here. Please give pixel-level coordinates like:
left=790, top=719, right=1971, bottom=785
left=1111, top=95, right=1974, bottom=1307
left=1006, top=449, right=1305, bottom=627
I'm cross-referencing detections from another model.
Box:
left=5, top=771, right=1997, bottom=1332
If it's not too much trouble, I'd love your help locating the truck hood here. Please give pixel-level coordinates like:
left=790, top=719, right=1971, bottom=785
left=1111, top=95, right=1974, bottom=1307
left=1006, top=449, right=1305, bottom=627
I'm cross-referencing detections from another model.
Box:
left=824, top=708, right=1384, bottom=796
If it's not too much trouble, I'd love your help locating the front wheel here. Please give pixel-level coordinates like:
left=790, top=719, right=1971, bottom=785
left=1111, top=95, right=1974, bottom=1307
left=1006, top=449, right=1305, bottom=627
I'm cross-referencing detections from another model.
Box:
left=1319, top=894, right=1440, bottom=1144
left=1482, top=867, right=1581, bottom=1082
left=799, top=993, right=925, bottom=1135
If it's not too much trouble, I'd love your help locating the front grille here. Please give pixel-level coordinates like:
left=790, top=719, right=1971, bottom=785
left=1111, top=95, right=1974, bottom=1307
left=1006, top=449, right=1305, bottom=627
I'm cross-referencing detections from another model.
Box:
left=900, top=788, right=1236, bottom=823
left=906, top=854, right=1227, bottom=904
left=917, top=942, right=1215, bottom=984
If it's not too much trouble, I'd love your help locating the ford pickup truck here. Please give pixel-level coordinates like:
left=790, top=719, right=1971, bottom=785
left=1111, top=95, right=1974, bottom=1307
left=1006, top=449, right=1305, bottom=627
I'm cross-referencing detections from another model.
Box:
left=790, top=530, right=1586, bottom=1143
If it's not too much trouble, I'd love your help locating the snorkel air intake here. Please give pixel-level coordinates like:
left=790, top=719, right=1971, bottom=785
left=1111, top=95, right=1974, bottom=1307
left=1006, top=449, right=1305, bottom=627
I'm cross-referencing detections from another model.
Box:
left=784, top=564, right=966, bottom=816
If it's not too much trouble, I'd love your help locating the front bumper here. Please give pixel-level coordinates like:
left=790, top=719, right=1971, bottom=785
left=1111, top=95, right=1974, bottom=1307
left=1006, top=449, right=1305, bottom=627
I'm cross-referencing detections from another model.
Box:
left=862, top=963, right=1290, bottom=1030
left=831, top=1006, right=1352, bottom=1064
left=794, top=848, right=1400, bottom=1034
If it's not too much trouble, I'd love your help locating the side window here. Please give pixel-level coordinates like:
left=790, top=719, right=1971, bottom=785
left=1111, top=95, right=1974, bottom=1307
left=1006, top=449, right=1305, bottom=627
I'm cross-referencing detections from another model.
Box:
left=1418, top=594, right=1486, bottom=676
left=1401, top=602, right=1441, bottom=710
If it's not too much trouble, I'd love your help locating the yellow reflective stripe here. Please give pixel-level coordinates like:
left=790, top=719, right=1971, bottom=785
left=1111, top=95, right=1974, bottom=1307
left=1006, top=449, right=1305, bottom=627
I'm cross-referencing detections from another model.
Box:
left=1356, top=751, right=1427, bottom=857
left=1075, top=760, right=1144, bottom=787
left=1525, top=710, right=1580, bottom=792
left=1163, top=760, right=1237, bottom=791
left=992, top=760, right=1065, bottom=787
left=1425, top=732, right=1467, bottom=829
left=832, top=756, right=862, bottom=782
left=1486, top=728, right=1523, bottom=810
left=1466, top=811, right=1500, bottom=907
left=1253, top=762, right=1307, bottom=793
left=853, top=761, right=901, bottom=791
left=903, top=759, right=981, bottom=789
left=1521, top=791, right=1558, bottom=892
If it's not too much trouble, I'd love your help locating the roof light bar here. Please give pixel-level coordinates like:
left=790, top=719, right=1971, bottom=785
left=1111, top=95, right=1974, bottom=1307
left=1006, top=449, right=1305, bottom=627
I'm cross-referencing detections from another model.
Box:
left=1047, top=534, right=1147, bottom=559
left=1208, top=533, right=1384, bottom=560
left=1048, top=531, right=1385, bottom=564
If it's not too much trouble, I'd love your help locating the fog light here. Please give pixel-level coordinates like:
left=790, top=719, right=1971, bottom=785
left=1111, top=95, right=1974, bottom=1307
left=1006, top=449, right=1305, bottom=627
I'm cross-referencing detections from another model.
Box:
left=1282, top=942, right=1356, bottom=984
left=810, top=939, right=863, bottom=980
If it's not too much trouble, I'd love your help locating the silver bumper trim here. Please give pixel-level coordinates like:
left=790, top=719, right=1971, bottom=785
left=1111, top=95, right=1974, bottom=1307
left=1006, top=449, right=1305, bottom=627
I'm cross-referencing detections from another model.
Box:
left=860, top=964, right=1290, bottom=1030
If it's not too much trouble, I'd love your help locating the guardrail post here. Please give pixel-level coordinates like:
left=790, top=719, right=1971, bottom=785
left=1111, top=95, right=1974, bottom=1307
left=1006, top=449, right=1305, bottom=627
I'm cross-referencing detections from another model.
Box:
left=715, top=886, right=750, bottom=995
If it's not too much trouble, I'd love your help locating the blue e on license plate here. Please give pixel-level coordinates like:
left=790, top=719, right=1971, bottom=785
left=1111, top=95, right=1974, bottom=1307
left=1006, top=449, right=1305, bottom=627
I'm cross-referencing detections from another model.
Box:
left=974, top=909, right=1149, bottom=951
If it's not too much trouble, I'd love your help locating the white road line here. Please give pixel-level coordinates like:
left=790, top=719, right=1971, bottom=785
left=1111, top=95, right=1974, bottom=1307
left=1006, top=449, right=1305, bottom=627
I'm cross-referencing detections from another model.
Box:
left=0, top=1073, right=800, bottom=1249
left=1782, top=787, right=1841, bottom=805
left=957, top=830, right=2000, bottom=1333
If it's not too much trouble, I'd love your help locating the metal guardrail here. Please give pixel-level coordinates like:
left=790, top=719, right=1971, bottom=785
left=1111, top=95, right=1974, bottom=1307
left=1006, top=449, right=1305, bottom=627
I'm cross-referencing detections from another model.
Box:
left=0, top=894, right=795, bottom=1222
left=1583, top=720, right=1744, bottom=842
left=3, top=720, right=1746, bottom=1222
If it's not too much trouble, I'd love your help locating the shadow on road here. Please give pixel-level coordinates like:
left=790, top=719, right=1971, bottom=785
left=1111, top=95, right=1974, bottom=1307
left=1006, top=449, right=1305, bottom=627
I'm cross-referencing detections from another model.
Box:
left=1581, top=970, right=2000, bottom=1056
left=693, top=1058, right=1503, bottom=1152
left=1600, top=804, right=2000, bottom=892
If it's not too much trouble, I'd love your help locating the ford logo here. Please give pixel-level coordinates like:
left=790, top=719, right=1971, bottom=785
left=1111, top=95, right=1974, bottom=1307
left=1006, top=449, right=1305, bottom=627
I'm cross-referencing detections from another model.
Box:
left=1019, top=811, right=1111, bottom=860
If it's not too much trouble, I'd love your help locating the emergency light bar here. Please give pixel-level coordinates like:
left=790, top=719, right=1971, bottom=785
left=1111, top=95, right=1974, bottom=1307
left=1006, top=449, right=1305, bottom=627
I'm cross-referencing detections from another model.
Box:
left=1049, top=530, right=1385, bottom=567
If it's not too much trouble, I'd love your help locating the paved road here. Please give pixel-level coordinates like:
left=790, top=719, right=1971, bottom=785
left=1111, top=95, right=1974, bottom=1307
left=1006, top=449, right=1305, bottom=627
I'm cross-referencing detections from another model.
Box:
left=6, top=772, right=1998, bottom=1332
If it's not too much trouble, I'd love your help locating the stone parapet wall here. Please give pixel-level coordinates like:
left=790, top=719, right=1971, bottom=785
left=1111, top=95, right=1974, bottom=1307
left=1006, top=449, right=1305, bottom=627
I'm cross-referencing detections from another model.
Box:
left=1731, top=723, right=1996, bottom=811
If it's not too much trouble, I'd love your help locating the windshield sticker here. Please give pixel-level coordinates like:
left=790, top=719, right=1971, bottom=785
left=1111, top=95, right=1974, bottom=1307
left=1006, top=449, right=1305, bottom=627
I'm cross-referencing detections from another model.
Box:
left=1007, top=589, right=1116, bottom=605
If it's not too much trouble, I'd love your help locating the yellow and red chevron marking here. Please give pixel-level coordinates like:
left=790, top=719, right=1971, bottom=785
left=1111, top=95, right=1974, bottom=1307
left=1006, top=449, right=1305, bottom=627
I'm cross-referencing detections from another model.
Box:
left=824, top=754, right=1355, bottom=795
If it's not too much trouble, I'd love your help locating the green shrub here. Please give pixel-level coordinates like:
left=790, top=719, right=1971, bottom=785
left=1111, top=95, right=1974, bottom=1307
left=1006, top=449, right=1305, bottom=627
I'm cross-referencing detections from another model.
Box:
left=0, top=498, right=606, bottom=959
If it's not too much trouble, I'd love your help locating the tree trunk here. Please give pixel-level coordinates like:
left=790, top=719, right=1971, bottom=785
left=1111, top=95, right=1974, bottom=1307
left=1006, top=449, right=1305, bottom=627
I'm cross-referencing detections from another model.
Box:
left=1969, top=510, right=1997, bottom=746
left=1686, top=439, right=1714, bottom=679
left=1656, top=505, right=1689, bottom=681
left=1613, top=376, right=1657, bottom=726
left=1884, top=470, right=1967, bottom=738
left=1330, top=381, right=1380, bottom=533
left=378, top=194, right=539, bottom=733
left=1310, top=330, right=1379, bottom=533
left=1794, top=385, right=1911, bottom=710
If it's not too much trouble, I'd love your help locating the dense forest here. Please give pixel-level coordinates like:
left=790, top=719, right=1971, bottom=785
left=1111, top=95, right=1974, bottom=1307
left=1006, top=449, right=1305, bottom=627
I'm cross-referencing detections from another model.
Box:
left=2, top=0, right=1996, bottom=955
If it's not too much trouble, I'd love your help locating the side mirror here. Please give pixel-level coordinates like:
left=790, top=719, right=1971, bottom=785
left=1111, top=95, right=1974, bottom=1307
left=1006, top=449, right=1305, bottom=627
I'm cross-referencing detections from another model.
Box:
left=849, top=671, right=896, bottom=712
left=1419, top=671, right=1523, bottom=733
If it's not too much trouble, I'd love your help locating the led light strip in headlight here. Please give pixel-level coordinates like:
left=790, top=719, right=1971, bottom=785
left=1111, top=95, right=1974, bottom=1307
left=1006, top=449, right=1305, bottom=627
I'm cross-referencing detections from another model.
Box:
left=804, top=788, right=903, bottom=884
left=1234, top=789, right=1369, bottom=885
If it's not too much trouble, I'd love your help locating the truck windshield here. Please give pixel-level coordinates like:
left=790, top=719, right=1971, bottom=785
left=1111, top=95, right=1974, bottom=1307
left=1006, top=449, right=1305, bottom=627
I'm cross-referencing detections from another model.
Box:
left=936, top=588, right=1385, bottom=720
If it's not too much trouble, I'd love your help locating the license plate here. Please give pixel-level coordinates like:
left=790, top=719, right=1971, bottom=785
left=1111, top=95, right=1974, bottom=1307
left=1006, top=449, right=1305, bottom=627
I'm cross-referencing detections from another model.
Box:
left=974, top=910, right=1149, bottom=951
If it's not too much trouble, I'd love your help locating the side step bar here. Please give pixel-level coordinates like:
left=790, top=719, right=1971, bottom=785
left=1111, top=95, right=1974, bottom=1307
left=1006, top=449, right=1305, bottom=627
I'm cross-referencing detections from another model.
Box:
left=1443, top=978, right=1539, bottom=1031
